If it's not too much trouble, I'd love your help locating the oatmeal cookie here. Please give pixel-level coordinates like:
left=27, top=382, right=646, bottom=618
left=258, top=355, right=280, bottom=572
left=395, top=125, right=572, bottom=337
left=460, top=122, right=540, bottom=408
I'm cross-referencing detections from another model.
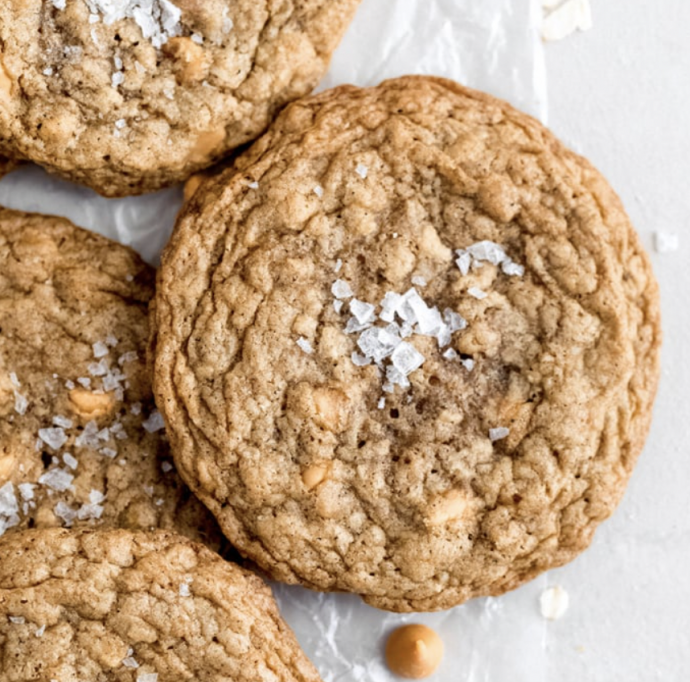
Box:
left=0, top=207, right=221, bottom=549
left=0, top=528, right=321, bottom=681
left=0, top=0, right=361, bottom=196
left=153, top=76, right=661, bottom=612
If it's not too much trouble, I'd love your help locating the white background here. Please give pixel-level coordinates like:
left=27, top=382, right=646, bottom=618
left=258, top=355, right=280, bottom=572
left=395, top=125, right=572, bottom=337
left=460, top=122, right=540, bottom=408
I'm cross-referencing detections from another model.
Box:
left=1, top=0, right=687, bottom=679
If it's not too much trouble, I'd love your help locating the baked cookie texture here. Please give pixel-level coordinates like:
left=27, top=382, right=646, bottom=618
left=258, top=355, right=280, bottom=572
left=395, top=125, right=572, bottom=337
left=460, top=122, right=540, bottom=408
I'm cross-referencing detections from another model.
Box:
left=0, top=528, right=321, bottom=682
left=0, top=207, right=221, bottom=549
left=0, top=0, right=361, bottom=197
left=153, top=76, right=662, bottom=612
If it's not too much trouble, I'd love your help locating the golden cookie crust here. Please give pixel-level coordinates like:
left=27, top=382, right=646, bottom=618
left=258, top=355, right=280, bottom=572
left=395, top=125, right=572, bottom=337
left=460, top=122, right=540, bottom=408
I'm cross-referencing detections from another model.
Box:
left=0, top=528, right=321, bottom=682
left=0, top=0, right=361, bottom=197
left=0, top=207, right=221, bottom=549
left=153, top=76, right=662, bottom=612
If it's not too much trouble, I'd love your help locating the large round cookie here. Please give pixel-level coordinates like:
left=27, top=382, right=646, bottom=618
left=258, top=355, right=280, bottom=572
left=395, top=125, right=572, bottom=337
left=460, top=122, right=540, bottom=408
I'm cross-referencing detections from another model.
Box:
left=0, top=207, right=221, bottom=549
left=0, top=528, right=321, bottom=681
left=153, top=76, right=662, bottom=612
left=0, top=0, right=360, bottom=197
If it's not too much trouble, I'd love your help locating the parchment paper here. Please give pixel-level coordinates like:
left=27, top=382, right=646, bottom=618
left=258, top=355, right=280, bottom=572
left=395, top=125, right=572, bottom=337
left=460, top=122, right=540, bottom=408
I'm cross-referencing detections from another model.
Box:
left=0, top=1, right=550, bottom=679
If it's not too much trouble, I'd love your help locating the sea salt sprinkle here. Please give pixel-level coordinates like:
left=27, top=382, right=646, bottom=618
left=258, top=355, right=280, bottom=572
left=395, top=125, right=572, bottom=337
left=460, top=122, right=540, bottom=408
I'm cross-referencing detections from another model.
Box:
left=489, top=427, right=510, bottom=442
left=38, top=468, right=74, bottom=492
left=355, top=163, right=368, bottom=179
left=142, top=410, right=165, bottom=433
left=138, top=673, right=159, bottom=682
left=333, top=241, right=524, bottom=400
left=38, top=427, right=68, bottom=451
left=296, top=337, right=313, bottom=354
left=455, top=240, right=525, bottom=278
left=78, top=0, right=183, bottom=49
left=123, top=649, right=140, bottom=668
left=0, top=482, right=20, bottom=537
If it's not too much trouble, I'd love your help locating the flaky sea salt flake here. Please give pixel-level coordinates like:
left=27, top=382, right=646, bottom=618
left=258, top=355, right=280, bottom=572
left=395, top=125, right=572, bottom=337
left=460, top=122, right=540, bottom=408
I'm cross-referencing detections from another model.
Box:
left=0, top=483, right=19, bottom=517
left=35, top=625, right=46, bottom=637
left=331, top=279, right=354, bottom=300
left=489, top=427, right=510, bottom=442
left=123, top=654, right=140, bottom=669
left=143, top=410, right=165, bottom=433
left=53, top=415, right=73, bottom=429
left=14, top=391, right=28, bottom=415
left=296, top=337, right=313, bottom=355
left=355, top=163, right=368, bottom=179
left=54, top=501, right=77, bottom=526
left=8, top=616, right=25, bottom=625
left=63, top=453, right=78, bottom=470
left=138, top=673, right=158, bottom=682
left=468, top=287, right=487, bottom=300
left=351, top=352, right=371, bottom=367
left=349, top=299, right=377, bottom=325
left=39, top=427, right=68, bottom=451
left=18, top=483, right=35, bottom=501
left=39, top=468, right=74, bottom=492
left=455, top=251, right=472, bottom=276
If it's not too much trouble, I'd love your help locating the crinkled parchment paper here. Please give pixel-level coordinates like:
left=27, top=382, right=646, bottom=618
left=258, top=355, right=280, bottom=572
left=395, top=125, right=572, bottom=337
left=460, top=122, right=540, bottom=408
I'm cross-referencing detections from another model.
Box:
left=0, top=1, right=550, bottom=679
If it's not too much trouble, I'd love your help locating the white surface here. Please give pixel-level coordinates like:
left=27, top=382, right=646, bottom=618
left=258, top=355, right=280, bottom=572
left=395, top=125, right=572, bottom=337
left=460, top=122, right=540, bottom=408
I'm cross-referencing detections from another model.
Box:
left=1, top=0, right=687, bottom=678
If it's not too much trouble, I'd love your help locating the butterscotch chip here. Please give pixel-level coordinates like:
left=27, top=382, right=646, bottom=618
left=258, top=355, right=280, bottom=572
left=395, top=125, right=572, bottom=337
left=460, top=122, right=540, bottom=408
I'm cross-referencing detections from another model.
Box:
left=0, top=0, right=360, bottom=197
left=153, top=76, right=661, bottom=612
left=0, top=528, right=321, bottom=682
left=385, top=624, right=444, bottom=679
left=0, top=207, right=221, bottom=549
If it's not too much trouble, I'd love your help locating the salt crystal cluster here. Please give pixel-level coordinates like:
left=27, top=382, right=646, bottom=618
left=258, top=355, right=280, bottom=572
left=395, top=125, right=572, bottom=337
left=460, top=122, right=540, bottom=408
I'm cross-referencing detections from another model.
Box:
left=332, top=241, right=524, bottom=439
left=2, top=336, right=165, bottom=535
left=81, top=0, right=183, bottom=49
left=455, top=240, right=524, bottom=277
left=333, top=280, right=467, bottom=392
left=0, top=482, right=20, bottom=537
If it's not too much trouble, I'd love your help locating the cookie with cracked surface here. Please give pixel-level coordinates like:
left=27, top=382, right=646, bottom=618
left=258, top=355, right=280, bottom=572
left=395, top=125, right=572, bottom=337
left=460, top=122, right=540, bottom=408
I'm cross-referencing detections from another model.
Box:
left=152, top=76, right=662, bottom=612
left=0, top=0, right=361, bottom=197
left=0, top=207, right=222, bottom=550
left=0, top=528, right=321, bottom=682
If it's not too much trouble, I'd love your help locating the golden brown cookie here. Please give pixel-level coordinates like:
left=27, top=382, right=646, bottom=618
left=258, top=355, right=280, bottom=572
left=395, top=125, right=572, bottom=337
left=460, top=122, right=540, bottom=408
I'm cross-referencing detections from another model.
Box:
left=0, top=0, right=361, bottom=197
left=152, top=76, right=661, bottom=612
left=0, top=528, right=321, bottom=682
left=0, top=207, right=221, bottom=549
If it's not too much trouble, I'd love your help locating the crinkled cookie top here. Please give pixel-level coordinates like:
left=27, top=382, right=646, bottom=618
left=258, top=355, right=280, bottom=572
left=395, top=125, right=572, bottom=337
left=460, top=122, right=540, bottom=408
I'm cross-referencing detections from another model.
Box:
left=0, top=0, right=361, bottom=196
left=153, top=76, right=661, bottom=612
left=0, top=528, right=321, bottom=681
left=0, top=207, right=220, bottom=549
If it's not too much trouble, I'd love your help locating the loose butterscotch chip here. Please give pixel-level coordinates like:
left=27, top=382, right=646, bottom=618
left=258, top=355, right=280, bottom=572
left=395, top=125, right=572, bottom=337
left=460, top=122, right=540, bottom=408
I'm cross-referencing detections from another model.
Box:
left=385, top=624, right=444, bottom=679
